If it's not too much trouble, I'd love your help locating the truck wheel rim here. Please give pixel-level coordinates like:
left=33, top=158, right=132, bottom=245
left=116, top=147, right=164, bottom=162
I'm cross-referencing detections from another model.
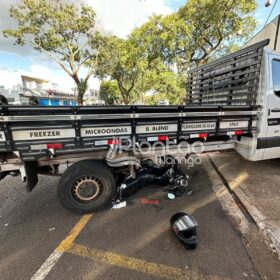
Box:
left=72, top=176, right=102, bottom=202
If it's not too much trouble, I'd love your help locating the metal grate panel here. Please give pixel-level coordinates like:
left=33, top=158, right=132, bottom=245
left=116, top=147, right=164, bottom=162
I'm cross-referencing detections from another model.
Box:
left=186, top=39, right=270, bottom=106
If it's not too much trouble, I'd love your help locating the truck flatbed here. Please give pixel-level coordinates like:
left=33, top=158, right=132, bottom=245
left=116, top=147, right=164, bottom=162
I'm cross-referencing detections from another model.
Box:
left=0, top=105, right=258, bottom=161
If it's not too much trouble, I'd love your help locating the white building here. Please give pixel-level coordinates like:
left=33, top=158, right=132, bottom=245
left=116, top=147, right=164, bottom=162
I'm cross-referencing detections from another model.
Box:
left=0, top=68, right=77, bottom=105
left=0, top=67, right=105, bottom=105
left=83, top=89, right=104, bottom=105
left=244, top=14, right=280, bottom=52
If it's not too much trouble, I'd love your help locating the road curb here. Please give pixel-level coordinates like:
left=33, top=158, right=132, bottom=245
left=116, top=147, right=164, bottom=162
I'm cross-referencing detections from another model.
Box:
left=208, top=153, right=280, bottom=259
left=200, top=154, right=250, bottom=235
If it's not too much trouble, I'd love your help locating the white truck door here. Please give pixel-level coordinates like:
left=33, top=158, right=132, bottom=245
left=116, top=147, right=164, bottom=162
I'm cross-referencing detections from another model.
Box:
left=263, top=54, right=280, bottom=159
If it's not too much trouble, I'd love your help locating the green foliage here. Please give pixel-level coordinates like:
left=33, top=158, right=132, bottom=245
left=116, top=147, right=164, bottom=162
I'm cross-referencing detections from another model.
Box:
left=99, top=80, right=120, bottom=105
left=3, top=0, right=258, bottom=106
left=126, top=0, right=257, bottom=105
left=130, top=14, right=180, bottom=68
left=209, top=43, right=241, bottom=61
left=152, top=71, right=186, bottom=105
left=96, top=36, right=186, bottom=105
left=96, top=36, right=147, bottom=104
left=177, top=0, right=257, bottom=66
left=132, top=0, right=257, bottom=72
left=138, top=64, right=186, bottom=105
left=3, top=0, right=102, bottom=104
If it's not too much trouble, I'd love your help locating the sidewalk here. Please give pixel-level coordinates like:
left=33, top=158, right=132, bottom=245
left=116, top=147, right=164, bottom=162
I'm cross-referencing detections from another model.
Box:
left=208, top=151, right=280, bottom=258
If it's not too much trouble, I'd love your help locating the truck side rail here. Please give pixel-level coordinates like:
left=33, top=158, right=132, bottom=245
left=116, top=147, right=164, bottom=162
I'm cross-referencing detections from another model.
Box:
left=0, top=105, right=259, bottom=161
left=187, top=39, right=270, bottom=106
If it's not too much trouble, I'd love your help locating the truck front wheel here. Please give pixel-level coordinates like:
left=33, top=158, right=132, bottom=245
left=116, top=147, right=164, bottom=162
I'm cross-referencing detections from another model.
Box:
left=57, top=160, right=116, bottom=214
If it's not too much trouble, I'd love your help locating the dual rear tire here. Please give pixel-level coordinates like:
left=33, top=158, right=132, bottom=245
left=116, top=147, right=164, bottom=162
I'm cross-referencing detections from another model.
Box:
left=57, top=160, right=116, bottom=214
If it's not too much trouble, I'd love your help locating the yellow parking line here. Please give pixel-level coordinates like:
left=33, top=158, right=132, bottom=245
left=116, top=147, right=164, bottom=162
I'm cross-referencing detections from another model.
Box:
left=68, top=243, right=224, bottom=280
left=31, top=214, right=92, bottom=280
left=57, top=214, right=93, bottom=252
left=32, top=213, right=226, bottom=280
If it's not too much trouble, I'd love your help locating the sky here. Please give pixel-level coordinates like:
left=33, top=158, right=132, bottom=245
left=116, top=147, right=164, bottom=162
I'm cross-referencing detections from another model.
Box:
left=0, top=0, right=279, bottom=91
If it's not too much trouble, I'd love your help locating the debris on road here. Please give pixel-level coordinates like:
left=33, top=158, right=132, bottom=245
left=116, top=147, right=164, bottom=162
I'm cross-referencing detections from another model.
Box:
left=186, top=189, right=194, bottom=196
left=140, top=197, right=160, bottom=205
left=48, top=227, right=56, bottom=231
left=167, top=193, right=175, bottom=200
left=112, top=201, right=127, bottom=209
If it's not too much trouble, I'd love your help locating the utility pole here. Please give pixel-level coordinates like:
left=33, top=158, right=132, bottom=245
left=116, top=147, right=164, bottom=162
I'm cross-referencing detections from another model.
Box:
left=265, top=0, right=279, bottom=50
left=275, top=15, right=280, bottom=51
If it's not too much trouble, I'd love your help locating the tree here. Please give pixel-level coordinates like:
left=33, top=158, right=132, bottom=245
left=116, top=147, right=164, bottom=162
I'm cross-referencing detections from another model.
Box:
left=149, top=71, right=186, bottom=105
left=99, top=80, right=120, bottom=105
left=136, top=62, right=186, bottom=105
left=127, top=0, right=257, bottom=105
left=96, top=36, right=147, bottom=105
left=176, top=0, right=257, bottom=67
left=132, top=0, right=257, bottom=71
left=130, top=14, right=181, bottom=69
left=95, top=34, right=186, bottom=105
left=3, top=0, right=101, bottom=104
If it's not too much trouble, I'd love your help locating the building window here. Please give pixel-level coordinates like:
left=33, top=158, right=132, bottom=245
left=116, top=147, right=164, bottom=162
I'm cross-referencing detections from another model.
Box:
left=272, top=59, right=280, bottom=97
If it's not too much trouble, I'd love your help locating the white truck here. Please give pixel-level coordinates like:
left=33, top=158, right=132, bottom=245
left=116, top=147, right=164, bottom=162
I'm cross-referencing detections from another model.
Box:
left=0, top=39, right=279, bottom=214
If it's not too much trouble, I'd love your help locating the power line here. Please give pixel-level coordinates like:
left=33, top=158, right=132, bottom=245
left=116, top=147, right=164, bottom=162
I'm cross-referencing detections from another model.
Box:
left=264, top=0, right=278, bottom=27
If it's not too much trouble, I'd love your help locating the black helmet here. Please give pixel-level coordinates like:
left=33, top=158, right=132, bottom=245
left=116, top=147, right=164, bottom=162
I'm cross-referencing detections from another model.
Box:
left=170, top=212, right=198, bottom=250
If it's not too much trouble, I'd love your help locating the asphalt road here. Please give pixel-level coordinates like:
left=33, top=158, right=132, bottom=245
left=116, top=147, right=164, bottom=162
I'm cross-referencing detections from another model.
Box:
left=0, top=162, right=279, bottom=280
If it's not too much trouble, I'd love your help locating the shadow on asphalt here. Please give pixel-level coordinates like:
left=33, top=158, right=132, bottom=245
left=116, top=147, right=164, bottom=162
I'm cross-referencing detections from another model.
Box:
left=56, top=165, right=258, bottom=280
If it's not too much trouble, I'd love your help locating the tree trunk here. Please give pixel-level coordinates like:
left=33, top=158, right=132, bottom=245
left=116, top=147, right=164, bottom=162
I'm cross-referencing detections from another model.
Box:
left=73, top=77, right=88, bottom=105
left=77, top=86, right=86, bottom=105
left=121, top=91, right=129, bottom=104
left=117, top=80, right=132, bottom=105
left=119, top=88, right=131, bottom=105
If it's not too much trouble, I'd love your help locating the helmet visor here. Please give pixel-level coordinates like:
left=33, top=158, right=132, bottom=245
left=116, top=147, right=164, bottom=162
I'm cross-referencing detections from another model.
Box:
left=174, top=214, right=198, bottom=231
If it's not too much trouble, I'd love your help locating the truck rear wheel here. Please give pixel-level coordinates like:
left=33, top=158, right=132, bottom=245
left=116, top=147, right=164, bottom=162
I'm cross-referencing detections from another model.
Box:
left=57, top=160, right=116, bottom=214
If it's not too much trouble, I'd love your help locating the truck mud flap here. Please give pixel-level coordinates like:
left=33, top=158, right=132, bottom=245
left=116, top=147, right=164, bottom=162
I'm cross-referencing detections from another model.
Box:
left=25, top=161, right=38, bottom=192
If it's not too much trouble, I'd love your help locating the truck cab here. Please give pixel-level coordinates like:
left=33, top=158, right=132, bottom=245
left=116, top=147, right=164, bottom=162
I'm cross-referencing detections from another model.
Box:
left=237, top=48, right=280, bottom=161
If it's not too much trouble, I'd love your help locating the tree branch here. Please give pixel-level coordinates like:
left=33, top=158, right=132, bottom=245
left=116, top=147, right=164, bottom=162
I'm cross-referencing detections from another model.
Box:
left=31, top=39, right=73, bottom=78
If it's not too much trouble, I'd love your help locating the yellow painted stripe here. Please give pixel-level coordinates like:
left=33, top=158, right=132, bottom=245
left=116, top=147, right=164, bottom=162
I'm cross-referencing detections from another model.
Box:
left=32, top=214, right=92, bottom=280
left=57, top=214, right=93, bottom=252
left=69, top=243, right=224, bottom=280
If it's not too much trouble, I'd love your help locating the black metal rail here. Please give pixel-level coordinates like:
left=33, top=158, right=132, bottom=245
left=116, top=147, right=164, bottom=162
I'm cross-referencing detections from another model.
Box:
left=186, top=39, right=270, bottom=106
